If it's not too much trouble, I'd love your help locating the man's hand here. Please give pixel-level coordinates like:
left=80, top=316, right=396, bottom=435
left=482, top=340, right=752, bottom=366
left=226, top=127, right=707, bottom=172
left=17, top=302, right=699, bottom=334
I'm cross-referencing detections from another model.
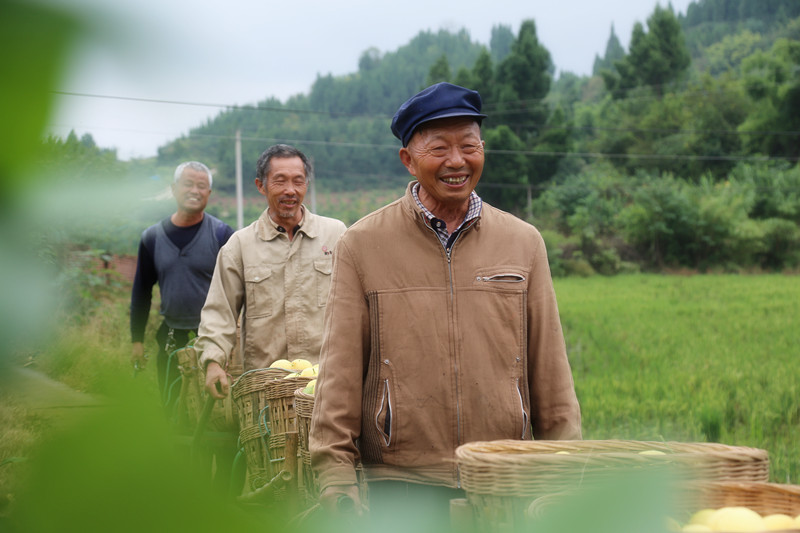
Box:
left=318, top=484, right=364, bottom=516
left=131, top=342, right=148, bottom=370
left=204, top=361, right=230, bottom=399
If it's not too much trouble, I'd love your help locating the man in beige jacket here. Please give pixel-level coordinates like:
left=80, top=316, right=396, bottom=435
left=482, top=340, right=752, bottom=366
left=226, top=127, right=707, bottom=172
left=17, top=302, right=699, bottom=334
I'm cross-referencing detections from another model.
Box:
left=196, top=144, right=346, bottom=399
left=310, top=83, right=581, bottom=529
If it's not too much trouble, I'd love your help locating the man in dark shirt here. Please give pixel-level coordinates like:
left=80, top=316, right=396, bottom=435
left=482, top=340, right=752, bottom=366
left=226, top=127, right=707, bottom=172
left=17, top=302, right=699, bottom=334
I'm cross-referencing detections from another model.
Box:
left=130, top=161, right=234, bottom=409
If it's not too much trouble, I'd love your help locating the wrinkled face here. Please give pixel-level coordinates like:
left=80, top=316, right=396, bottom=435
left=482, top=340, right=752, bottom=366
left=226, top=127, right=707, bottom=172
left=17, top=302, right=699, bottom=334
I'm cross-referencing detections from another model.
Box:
left=399, top=117, right=484, bottom=211
left=171, top=167, right=211, bottom=215
left=256, top=156, right=307, bottom=225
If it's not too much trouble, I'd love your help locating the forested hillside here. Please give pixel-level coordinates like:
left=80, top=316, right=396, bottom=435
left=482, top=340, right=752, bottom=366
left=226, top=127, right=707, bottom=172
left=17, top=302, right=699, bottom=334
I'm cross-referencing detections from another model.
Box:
left=47, top=0, right=800, bottom=273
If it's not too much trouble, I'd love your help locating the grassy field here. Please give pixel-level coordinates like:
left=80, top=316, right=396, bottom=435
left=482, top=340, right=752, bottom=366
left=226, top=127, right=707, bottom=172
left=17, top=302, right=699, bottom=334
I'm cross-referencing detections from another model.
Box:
left=1, top=273, right=798, bottom=530
left=555, top=274, right=800, bottom=483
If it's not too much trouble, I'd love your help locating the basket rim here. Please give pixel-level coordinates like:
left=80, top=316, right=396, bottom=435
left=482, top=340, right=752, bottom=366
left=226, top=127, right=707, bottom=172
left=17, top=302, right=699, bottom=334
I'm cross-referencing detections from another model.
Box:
left=456, top=439, right=769, bottom=465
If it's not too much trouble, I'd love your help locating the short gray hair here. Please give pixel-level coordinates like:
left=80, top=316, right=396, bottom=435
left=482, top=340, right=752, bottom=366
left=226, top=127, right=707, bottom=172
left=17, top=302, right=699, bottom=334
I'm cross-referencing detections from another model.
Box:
left=256, top=144, right=312, bottom=185
left=174, top=161, right=213, bottom=188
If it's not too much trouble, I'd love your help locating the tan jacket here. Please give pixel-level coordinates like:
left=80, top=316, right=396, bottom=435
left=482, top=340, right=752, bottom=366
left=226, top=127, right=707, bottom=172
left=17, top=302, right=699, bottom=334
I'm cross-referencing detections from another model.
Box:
left=196, top=207, right=346, bottom=371
left=310, top=183, right=581, bottom=491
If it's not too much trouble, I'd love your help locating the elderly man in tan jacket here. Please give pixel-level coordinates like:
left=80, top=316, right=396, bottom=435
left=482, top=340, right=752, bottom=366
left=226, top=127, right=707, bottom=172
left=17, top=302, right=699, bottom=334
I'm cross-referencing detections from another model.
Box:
left=196, top=144, right=346, bottom=398
left=310, top=83, right=581, bottom=529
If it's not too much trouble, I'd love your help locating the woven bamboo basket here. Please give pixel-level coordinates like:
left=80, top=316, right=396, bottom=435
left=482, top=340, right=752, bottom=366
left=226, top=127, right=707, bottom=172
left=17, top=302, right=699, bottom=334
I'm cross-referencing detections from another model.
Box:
left=455, top=439, right=771, bottom=531
left=231, top=368, right=311, bottom=492
left=679, top=481, right=800, bottom=518
left=518, top=482, right=800, bottom=533
left=294, top=388, right=316, bottom=502
left=174, top=344, right=238, bottom=433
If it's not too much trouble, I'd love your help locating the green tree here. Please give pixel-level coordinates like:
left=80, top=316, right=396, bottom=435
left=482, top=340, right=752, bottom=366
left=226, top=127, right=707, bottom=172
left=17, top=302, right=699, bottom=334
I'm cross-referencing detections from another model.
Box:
left=453, top=66, right=473, bottom=89
left=470, top=47, right=494, bottom=103
left=494, top=20, right=553, bottom=138
left=529, top=105, right=572, bottom=186
left=592, top=24, right=625, bottom=76
left=426, top=54, right=452, bottom=86
left=738, top=38, right=800, bottom=159
left=489, top=24, right=514, bottom=64
left=479, top=125, right=529, bottom=213
left=702, top=29, right=763, bottom=75
left=604, top=5, right=690, bottom=97
left=358, top=47, right=382, bottom=72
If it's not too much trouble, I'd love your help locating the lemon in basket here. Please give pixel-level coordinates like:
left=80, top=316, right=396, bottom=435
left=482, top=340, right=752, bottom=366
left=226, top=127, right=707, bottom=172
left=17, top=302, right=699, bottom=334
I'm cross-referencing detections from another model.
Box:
left=300, top=364, right=319, bottom=378
left=707, top=507, right=764, bottom=532
left=762, top=513, right=795, bottom=531
left=688, top=508, right=716, bottom=527
left=303, top=379, right=316, bottom=395
left=290, top=358, right=312, bottom=371
left=270, top=358, right=293, bottom=370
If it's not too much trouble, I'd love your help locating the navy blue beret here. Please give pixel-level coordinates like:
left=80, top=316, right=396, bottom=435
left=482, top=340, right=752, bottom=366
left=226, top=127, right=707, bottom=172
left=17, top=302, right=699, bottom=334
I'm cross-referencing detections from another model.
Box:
left=391, top=82, right=487, bottom=146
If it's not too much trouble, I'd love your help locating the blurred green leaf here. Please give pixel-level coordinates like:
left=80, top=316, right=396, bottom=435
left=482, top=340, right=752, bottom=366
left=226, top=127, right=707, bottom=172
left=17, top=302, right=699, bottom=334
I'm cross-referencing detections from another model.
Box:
left=0, top=0, right=83, bottom=201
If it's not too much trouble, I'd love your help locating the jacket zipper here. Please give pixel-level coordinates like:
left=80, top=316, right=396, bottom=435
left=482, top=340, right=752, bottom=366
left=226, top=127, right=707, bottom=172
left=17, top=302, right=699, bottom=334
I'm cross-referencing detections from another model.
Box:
left=423, top=217, right=476, bottom=489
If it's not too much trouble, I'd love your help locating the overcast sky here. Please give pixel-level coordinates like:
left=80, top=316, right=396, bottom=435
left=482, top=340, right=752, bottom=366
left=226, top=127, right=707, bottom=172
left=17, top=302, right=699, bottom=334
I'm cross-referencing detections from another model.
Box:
left=46, top=0, right=694, bottom=160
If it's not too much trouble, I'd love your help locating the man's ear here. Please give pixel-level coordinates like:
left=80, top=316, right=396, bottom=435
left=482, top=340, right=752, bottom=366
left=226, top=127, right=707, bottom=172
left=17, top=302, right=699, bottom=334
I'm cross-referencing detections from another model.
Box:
left=255, top=177, right=267, bottom=198
left=398, top=148, right=416, bottom=177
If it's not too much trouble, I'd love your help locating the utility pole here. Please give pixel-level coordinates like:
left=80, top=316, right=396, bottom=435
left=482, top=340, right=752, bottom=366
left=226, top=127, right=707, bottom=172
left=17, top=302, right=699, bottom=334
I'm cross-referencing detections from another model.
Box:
left=309, top=156, right=317, bottom=214
left=235, top=129, right=244, bottom=230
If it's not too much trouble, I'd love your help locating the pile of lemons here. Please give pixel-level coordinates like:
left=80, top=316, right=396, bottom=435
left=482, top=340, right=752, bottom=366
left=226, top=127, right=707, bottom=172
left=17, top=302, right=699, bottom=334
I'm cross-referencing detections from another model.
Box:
left=671, top=507, right=800, bottom=532
left=269, top=358, right=318, bottom=394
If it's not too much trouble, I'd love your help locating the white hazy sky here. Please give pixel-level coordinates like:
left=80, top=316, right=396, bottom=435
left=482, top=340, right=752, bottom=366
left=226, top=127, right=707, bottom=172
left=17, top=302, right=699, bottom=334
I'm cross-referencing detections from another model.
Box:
left=46, top=0, right=694, bottom=160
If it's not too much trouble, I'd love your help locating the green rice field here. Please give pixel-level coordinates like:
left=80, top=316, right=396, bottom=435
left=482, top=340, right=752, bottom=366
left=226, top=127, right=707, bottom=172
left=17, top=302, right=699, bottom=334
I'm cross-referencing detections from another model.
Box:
left=554, top=274, right=800, bottom=483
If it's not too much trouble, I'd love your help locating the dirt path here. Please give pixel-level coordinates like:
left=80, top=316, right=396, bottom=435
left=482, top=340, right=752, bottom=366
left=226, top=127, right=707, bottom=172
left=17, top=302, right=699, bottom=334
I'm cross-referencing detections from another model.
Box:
left=3, top=366, right=103, bottom=421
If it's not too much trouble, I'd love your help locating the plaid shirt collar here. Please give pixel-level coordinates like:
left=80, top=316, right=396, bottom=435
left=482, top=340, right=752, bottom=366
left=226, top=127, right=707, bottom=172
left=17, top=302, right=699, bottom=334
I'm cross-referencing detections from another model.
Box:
left=412, top=182, right=482, bottom=249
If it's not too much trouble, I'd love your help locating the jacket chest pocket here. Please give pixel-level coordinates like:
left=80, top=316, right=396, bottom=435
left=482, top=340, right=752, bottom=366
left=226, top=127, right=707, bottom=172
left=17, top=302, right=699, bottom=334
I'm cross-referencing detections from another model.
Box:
left=313, top=258, right=333, bottom=307
left=244, top=266, right=275, bottom=318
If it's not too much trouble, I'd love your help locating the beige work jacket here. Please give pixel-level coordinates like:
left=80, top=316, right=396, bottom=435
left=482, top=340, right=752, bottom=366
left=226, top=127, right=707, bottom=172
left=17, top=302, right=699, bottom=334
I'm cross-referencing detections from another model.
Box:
left=196, top=207, right=346, bottom=372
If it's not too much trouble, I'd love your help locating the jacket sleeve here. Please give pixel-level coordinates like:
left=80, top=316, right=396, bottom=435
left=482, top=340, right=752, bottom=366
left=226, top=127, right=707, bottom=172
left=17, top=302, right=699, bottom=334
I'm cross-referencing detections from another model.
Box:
left=196, top=238, right=244, bottom=370
left=526, top=230, right=582, bottom=440
left=130, top=237, right=157, bottom=343
left=309, top=237, right=369, bottom=491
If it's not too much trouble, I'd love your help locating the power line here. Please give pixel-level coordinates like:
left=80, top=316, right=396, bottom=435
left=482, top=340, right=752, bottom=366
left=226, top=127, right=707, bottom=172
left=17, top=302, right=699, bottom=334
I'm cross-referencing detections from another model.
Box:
left=52, top=91, right=383, bottom=119
left=53, top=89, right=800, bottom=139
left=195, top=131, right=800, bottom=163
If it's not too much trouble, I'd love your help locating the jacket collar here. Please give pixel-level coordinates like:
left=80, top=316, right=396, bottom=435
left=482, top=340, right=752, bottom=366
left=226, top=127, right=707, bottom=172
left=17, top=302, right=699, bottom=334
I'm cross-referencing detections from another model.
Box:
left=256, top=206, right=318, bottom=241
left=401, top=181, right=483, bottom=232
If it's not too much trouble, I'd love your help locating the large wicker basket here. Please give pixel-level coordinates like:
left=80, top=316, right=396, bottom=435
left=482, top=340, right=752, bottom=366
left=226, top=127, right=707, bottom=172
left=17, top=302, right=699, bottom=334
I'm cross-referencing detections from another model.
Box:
left=174, top=344, right=237, bottom=433
left=231, top=368, right=311, bottom=492
left=679, top=481, right=800, bottom=518
left=294, top=388, right=316, bottom=502
left=455, top=439, right=771, bottom=531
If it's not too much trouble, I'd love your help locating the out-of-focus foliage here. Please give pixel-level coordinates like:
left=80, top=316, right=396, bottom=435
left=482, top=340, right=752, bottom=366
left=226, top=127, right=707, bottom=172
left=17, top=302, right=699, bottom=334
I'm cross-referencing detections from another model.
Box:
left=0, top=0, right=83, bottom=203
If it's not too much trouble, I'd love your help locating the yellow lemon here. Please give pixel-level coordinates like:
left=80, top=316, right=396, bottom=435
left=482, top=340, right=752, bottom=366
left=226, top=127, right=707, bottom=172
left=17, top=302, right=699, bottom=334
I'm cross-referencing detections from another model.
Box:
left=300, top=365, right=319, bottom=378
left=290, top=358, right=312, bottom=371
left=303, top=379, right=316, bottom=395
left=708, top=507, right=765, bottom=532
left=269, top=358, right=293, bottom=370
left=762, top=513, right=796, bottom=531
left=688, top=509, right=716, bottom=526
left=284, top=371, right=300, bottom=379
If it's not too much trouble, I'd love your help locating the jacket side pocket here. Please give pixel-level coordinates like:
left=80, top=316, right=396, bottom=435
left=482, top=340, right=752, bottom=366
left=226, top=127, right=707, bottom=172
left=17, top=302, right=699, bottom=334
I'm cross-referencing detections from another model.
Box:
left=375, top=377, right=393, bottom=447
left=516, top=378, right=530, bottom=439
